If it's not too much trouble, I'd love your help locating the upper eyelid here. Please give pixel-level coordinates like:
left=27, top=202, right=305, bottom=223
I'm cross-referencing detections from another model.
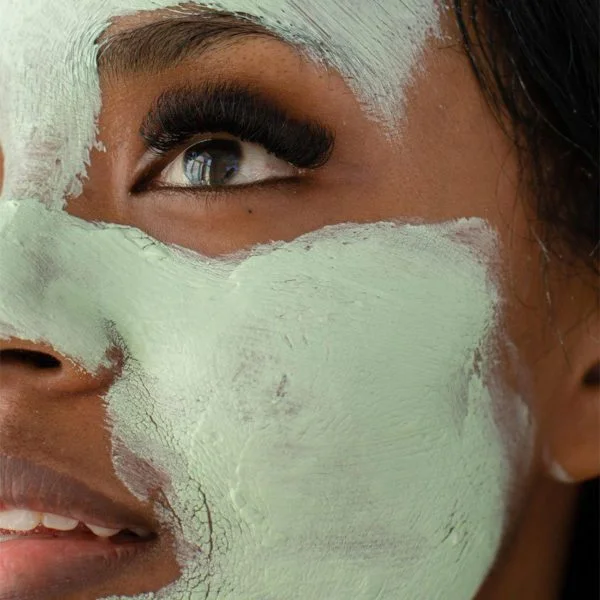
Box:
left=138, top=82, right=335, bottom=168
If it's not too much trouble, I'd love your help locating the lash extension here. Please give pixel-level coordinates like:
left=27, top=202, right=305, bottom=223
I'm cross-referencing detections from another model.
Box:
left=140, top=82, right=335, bottom=169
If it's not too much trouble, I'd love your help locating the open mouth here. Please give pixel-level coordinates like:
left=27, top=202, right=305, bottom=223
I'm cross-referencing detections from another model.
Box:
left=0, top=456, right=161, bottom=600
left=0, top=519, right=157, bottom=543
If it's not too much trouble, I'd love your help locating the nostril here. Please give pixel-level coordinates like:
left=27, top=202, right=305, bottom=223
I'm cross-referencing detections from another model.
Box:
left=582, top=362, right=600, bottom=386
left=0, top=349, right=61, bottom=369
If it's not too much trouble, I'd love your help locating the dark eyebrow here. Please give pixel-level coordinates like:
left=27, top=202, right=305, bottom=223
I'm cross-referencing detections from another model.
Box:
left=97, top=11, right=282, bottom=78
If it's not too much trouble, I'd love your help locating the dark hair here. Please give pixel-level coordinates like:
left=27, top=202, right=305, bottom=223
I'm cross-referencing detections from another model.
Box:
left=452, top=4, right=600, bottom=596
left=452, top=0, right=599, bottom=274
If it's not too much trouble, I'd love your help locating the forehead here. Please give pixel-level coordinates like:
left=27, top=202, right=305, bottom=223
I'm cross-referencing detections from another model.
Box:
left=0, top=0, right=438, bottom=208
left=1, top=0, right=439, bottom=109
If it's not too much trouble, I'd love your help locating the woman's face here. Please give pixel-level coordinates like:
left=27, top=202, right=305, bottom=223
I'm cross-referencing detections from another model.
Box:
left=0, top=2, right=592, bottom=599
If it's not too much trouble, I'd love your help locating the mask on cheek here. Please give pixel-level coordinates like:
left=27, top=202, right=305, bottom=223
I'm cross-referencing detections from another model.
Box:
left=0, top=1, right=532, bottom=597
left=0, top=198, right=532, bottom=599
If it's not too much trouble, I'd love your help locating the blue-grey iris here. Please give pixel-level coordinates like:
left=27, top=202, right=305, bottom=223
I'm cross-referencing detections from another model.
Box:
left=183, top=139, right=242, bottom=186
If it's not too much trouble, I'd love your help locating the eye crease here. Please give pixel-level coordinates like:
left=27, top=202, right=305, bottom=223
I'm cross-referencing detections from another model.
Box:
left=135, top=82, right=335, bottom=191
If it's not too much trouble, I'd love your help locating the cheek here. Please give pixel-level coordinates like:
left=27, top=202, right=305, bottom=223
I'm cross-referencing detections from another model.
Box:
left=99, top=220, right=530, bottom=596
left=0, top=200, right=532, bottom=598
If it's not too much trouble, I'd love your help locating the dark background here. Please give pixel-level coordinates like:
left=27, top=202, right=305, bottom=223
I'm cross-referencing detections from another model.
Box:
left=560, top=478, right=600, bottom=599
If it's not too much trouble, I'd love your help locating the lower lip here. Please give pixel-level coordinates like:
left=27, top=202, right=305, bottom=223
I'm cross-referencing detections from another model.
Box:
left=0, top=535, right=156, bottom=600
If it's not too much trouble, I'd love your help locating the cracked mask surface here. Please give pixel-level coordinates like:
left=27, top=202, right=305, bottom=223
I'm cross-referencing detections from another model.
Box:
left=0, top=1, right=532, bottom=599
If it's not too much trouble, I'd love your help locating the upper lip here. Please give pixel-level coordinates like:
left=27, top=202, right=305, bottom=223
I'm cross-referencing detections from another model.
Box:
left=0, top=455, right=155, bottom=531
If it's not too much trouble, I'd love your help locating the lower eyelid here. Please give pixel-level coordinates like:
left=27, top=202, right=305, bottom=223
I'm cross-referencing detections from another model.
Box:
left=139, top=174, right=307, bottom=196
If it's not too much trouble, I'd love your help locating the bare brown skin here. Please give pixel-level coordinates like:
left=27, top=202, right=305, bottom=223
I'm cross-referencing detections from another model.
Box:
left=0, top=7, right=597, bottom=599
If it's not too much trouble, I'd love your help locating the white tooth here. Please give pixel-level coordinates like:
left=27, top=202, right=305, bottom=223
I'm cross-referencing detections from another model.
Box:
left=0, top=509, right=41, bottom=531
left=85, top=523, right=121, bottom=538
left=42, top=513, right=79, bottom=531
left=0, top=535, right=21, bottom=543
left=131, top=527, right=152, bottom=538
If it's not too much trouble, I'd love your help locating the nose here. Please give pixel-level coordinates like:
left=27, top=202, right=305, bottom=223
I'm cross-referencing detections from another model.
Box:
left=0, top=336, right=121, bottom=396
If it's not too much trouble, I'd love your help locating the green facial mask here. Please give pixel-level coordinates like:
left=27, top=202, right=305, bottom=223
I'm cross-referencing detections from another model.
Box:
left=0, top=199, right=532, bottom=599
left=0, top=1, right=532, bottom=598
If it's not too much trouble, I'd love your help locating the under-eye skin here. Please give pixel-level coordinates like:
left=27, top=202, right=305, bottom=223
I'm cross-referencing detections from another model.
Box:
left=133, top=82, right=336, bottom=194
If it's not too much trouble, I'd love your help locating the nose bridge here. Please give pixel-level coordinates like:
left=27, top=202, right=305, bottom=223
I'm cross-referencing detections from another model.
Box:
left=0, top=6, right=109, bottom=367
left=0, top=4, right=136, bottom=410
left=0, top=198, right=63, bottom=309
left=0, top=103, right=96, bottom=213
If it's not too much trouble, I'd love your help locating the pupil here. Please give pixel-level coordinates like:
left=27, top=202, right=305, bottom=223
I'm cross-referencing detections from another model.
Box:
left=183, top=139, right=241, bottom=186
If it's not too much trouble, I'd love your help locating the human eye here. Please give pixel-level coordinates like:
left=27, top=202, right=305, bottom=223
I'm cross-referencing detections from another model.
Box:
left=155, top=135, right=298, bottom=189
left=135, top=82, right=335, bottom=193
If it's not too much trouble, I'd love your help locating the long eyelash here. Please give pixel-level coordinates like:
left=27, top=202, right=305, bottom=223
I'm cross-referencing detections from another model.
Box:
left=140, top=82, right=335, bottom=169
